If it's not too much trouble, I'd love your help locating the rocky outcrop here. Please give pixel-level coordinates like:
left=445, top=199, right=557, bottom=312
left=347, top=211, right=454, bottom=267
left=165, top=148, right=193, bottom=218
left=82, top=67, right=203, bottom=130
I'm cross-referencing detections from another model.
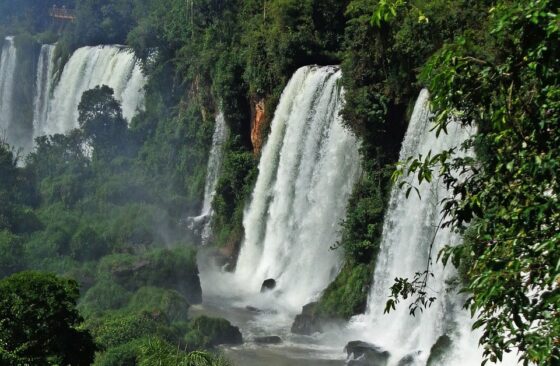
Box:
left=260, top=278, right=276, bottom=292
left=345, top=340, right=390, bottom=366
left=254, top=336, right=282, bottom=344
left=291, top=302, right=323, bottom=335
left=250, top=98, right=267, bottom=155
left=185, top=316, right=243, bottom=348
left=214, top=238, right=242, bottom=272
left=397, top=351, right=422, bottom=366
left=427, top=335, right=452, bottom=366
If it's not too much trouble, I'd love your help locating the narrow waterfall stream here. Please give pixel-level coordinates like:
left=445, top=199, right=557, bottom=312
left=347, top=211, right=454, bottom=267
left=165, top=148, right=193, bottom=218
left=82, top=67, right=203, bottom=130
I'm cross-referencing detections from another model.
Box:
left=188, top=112, right=229, bottom=244
left=0, top=37, right=17, bottom=143
left=347, top=89, right=482, bottom=366
left=33, top=44, right=56, bottom=139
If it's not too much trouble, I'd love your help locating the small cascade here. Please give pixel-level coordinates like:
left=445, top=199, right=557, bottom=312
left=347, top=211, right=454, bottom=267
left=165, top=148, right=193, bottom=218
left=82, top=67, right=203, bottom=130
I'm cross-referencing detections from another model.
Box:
left=349, top=89, right=481, bottom=365
left=33, top=44, right=56, bottom=139
left=188, top=112, right=229, bottom=244
left=0, top=36, right=17, bottom=141
left=233, top=65, right=361, bottom=312
left=45, top=45, right=146, bottom=136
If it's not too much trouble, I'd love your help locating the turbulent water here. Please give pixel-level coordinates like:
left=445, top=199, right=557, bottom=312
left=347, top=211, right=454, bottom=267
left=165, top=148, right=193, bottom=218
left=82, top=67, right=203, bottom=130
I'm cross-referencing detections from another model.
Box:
left=45, top=45, right=146, bottom=136
left=33, top=44, right=56, bottom=139
left=0, top=37, right=17, bottom=143
left=349, top=89, right=482, bottom=365
left=189, top=112, right=229, bottom=244
left=231, top=65, right=361, bottom=312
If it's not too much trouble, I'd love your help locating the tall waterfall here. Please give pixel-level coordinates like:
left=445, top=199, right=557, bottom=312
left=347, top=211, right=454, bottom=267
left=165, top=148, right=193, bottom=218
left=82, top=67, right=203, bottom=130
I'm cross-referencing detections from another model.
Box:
left=33, top=44, right=56, bottom=139
left=1, top=41, right=146, bottom=150
left=234, top=66, right=361, bottom=312
left=189, top=112, right=229, bottom=244
left=45, top=45, right=146, bottom=136
left=350, top=89, right=481, bottom=365
left=0, top=37, right=17, bottom=142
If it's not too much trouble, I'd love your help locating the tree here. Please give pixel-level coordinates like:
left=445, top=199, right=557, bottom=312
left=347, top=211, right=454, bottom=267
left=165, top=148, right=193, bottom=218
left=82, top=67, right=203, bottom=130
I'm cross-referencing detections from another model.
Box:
left=78, top=85, right=128, bottom=161
left=386, top=1, right=560, bottom=364
left=0, top=271, right=96, bottom=365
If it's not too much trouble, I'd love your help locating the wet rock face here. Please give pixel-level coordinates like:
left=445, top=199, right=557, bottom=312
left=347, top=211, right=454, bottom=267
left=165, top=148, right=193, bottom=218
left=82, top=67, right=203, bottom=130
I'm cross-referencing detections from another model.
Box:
left=291, top=302, right=323, bottom=335
left=246, top=305, right=261, bottom=313
left=345, top=340, right=390, bottom=366
left=260, top=278, right=276, bottom=292
left=427, top=334, right=452, bottom=366
left=254, top=336, right=282, bottom=344
left=397, top=351, right=422, bottom=366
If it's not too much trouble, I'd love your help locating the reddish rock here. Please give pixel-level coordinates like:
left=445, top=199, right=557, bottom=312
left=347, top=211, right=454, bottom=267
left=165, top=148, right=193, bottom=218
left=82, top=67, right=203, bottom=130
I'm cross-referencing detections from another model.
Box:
left=251, top=98, right=267, bottom=155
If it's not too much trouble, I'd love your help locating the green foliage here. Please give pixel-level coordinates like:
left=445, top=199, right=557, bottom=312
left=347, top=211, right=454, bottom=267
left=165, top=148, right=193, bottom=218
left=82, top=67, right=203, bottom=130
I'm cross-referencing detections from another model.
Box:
left=80, top=280, right=132, bottom=317
left=93, top=338, right=144, bottom=366
left=88, top=310, right=178, bottom=350
left=0, top=231, right=24, bottom=277
left=78, top=85, right=129, bottom=161
left=0, top=141, right=38, bottom=233
left=211, top=146, right=257, bottom=248
left=70, top=225, right=109, bottom=261
left=97, top=247, right=201, bottom=304
left=74, top=0, right=135, bottom=46
left=0, top=271, right=96, bottom=365
left=137, top=337, right=233, bottom=366
left=317, top=263, right=372, bottom=319
left=127, top=287, right=190, bottom=323
left=389, top=1, right=560, bottom=364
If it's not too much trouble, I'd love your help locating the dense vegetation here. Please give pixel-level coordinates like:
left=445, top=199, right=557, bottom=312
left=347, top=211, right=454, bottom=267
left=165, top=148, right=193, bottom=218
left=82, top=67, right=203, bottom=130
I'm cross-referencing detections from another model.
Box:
left=0, top=0, right=558, bottom=365
left=385, top=1, right=560, bottom=364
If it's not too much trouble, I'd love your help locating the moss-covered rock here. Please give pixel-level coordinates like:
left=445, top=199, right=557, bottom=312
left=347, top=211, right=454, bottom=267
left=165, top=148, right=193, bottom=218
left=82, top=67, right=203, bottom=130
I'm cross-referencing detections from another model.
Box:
left=184, top=316, right=243, bottom=349
left=427, top=334, right=452, bottom=366
left=291, top=302, right=323, bottom=335
left=315, top=263, right=372, bottom=320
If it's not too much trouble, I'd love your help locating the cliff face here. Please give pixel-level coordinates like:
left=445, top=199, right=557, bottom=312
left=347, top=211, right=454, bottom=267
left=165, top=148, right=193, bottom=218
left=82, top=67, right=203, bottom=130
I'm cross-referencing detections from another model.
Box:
left=250, top=98, right=266, bottom=155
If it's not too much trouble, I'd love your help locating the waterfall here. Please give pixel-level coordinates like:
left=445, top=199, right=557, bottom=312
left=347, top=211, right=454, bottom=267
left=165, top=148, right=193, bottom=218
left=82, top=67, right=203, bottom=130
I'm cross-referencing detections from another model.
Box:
left=0, top=36, right=17, bottom=142
left=349, top=89, right=482, bottom=365
left=233, top=66, right=361, bottom=312
left=188, top=112, right=230, bottom=244
left=1, top=41, right=146, bottom=150
left=45, top=45, right=146, bottom=136
left=33, top=44, right=56, bottom=139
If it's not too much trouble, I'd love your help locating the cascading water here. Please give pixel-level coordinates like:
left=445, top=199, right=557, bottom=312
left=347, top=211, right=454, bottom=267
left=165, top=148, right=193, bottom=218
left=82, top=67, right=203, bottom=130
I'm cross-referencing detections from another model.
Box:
left=33, top=44, right=56, bottom=139
left=45, top=45, right=146, bottom=135
left=188, top=112, right=229, bottom=244
left=232, top=65, right=361, bottom=312
left=0, top=36, right=17, bottom=141
left=349, top=89, right=482, bottom=365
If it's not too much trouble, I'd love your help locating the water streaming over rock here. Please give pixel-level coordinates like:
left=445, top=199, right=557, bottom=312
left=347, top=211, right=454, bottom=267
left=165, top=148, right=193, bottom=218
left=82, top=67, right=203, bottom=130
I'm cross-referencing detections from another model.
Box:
left=233, top=65, right=361, bottom=312
left=349, top=89, right=482, bottom=366
left=0, top=37, right=17, bottom=142
left=33, top=44, right=56, bottom=139
left=0, top=41, right=146, bottom=151
left=45, top=45, right=146, bottom=135
left=188, top=112, right=229, bottom=244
